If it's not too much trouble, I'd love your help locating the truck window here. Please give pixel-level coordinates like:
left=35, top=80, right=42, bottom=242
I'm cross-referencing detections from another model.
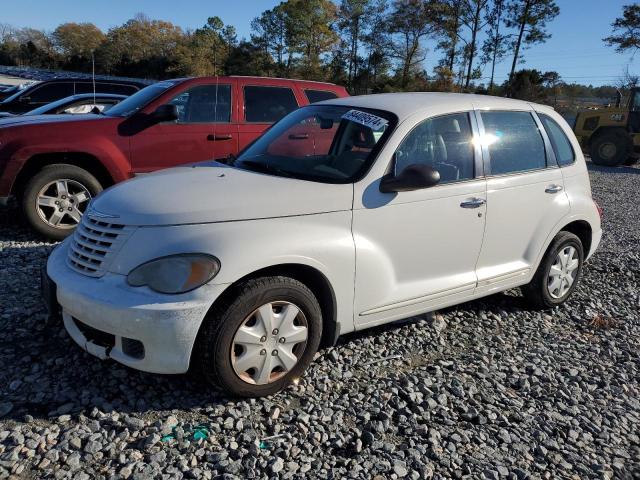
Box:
left=304, top=89, right=338, bottom=104
left=244, top=86, right=298, bottom=123
left=29, top=83, right=74, bottom=103
left=168, top=84, right=231, bottom=123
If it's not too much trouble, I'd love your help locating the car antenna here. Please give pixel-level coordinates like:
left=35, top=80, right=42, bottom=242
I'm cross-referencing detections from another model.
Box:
left=91, top=50, right=96, bottom=105
left=213, top=49, right=219, bottom=163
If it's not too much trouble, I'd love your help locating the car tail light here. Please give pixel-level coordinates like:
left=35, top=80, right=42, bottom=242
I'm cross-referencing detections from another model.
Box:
left=594, top=200, right=603, bottom=220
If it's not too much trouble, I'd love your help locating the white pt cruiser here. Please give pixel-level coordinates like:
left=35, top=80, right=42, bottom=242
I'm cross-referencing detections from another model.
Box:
left=45, top=93, right=602, bottom=397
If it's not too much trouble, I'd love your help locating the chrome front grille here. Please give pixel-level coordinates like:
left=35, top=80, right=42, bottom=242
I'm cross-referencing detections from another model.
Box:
left=67, top=215, right=133, bottom=277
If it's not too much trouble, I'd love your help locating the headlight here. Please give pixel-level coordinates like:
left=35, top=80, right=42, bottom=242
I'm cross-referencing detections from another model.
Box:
left=127, top=254, right=220, bottom=294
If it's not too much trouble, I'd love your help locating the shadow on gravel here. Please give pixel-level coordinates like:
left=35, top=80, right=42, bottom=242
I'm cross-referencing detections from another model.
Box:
left=586, top=163, right=640, bottom=175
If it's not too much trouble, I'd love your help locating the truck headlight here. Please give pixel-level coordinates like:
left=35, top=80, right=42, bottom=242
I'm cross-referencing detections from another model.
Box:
left=127, top=254, right=220, bottom=294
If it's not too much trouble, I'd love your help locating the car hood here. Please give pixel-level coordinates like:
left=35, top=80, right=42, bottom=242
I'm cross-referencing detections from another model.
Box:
left=91, top=163, right=354, bottom=226
left=0, top=113, right=102, bottom=127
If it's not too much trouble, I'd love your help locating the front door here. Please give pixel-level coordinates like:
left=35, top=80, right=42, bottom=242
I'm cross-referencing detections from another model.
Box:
left=353, top=112, right=487, bottom=327
left=474, top=109, right=570, bottom=295
left=130, top=83, right=238, bottom=173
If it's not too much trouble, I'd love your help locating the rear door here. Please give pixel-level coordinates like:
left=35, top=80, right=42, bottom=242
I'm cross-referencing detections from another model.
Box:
left=237, top=81, right=300, bottom=152
left=473, top=108, right=570, bottom=295
left=130, top=81, right=239, bottom=172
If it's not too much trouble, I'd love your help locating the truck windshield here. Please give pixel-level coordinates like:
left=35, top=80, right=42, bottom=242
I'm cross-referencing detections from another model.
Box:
left=104, top=81, right=178, bottom=117
left=234, top=105, right=395, bottom=184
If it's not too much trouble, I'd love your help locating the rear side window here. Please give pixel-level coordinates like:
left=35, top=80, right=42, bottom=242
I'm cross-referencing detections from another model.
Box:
left=539, top=113, right=575, bottom=166
left=480, top=111, right=547, bottom=175
left=28, top=83, right=74, bottom=103
left=244, top=86, right=298, bottom=123
left=304, top=89, right=338, bottom=104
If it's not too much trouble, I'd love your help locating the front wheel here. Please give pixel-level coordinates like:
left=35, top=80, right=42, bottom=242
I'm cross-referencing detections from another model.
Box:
left=195, top=276, right=322, bottom=397
left=522, top=231, right=584, bottom=309
left=22, top=164, right=102, bottom=240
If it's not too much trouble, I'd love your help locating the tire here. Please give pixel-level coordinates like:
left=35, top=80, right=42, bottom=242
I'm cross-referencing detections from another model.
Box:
left=22, top=164, right=102, bottom=241
left=522, top=231, right=584, bottom=310
left=195, top=276, right=323, bottom=397
left=589, top=130, right=631, bottom=166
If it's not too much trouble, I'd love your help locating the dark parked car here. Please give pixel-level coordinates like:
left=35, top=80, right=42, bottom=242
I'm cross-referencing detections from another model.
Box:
left=0, top=78, right=148, bottom=114
left=0, top=93, right=126, bottom=119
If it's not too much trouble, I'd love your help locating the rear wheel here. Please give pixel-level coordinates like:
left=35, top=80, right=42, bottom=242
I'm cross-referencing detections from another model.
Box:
left=22, top=164, right=102, bottom=240
left=522, top=231, right=584, bottom=309
left=589, top=130, right=631, bottom=166
left=195, top=276, right=322, bottom=397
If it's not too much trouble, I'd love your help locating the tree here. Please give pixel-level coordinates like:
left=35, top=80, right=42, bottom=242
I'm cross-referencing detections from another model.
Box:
left=508, top=68, right=544, bottom=100
left=97, top=14, right=184, bottom=78
left=481, top=0, right=509, bottom=93
left=460, top=0, right=490, bottom=89
left=281, top=0, right=339, bottom=78
left=225, top=40, right=275, bottom=76
left=541, top=70, right=560, bottom=106
left=505, top=0, right=559, bottom=94
left=361, top=0, right=391, bottom=91
left=53, top=23, right=105, bottom=58
left=251, top=5, right=289, bottom=74
left=388, top=0, right=443, bottom=88
left=438, top=0, right=464, bottom=74
left=338, top=0, right=373, bottom=89
left=604, top=3, right=640, bottom=53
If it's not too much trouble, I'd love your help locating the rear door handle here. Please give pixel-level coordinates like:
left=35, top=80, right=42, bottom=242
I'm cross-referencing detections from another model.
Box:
left=207, top=134, right=233, bottom=141
left=460, top=198, right=486, bottom=209
left=545, top=184, right=563, bottom=194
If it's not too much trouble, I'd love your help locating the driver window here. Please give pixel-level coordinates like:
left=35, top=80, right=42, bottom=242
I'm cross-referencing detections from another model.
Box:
left=168, top=84, right=231, bottom=123
left=394, top=112, right=475, bottom=184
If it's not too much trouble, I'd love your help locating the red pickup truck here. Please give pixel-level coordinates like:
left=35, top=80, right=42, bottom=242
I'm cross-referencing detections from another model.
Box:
left=0, top=76, right=348, bottom=239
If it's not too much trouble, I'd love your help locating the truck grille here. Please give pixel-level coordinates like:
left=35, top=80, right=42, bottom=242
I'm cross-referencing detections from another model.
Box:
left=67, top=215, right=133, bottom=277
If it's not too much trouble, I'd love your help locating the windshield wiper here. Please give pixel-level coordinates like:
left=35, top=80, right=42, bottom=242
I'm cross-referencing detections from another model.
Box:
left=238, top=159, right=295, bottom=178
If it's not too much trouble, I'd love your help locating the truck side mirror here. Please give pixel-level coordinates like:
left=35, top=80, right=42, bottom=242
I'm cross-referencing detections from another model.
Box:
left=151, top=104, right=178, bottom=123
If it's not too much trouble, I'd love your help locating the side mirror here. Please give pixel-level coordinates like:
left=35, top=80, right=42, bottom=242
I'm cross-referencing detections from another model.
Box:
left=379, top=164, right=440, bottom=193
left=151, top=104, right=178, bottom=123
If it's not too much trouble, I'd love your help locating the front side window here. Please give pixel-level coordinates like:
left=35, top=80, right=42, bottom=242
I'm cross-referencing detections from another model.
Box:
left=539, top=113, right=575, bottom=166
left=304, top=89, right=338, bottom=104
left=29, top=83, right=74, bottom=103
left=168, top=84, right=231, bottom=123
left=480, top=111, right=547, bottom=175
left=395, top=112, right=475, bottom=184
left=235, top=105, right=395, bottom=183
left=244, top=86, right=299, bottom=123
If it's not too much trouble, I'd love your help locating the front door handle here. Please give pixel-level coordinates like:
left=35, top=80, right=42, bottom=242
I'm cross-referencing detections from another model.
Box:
left=207, top=134, right=233, bottom=141
left=545, top=184, right=563, bottom=194
left=460, top=198, right=486, bottom=209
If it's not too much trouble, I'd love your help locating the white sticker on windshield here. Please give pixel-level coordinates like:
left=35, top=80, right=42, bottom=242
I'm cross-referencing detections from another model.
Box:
left=342, top=110, right=388, bottom=131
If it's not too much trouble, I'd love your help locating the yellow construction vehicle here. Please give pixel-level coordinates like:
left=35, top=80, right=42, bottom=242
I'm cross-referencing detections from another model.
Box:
left=573, top=89, right=640, bottom=166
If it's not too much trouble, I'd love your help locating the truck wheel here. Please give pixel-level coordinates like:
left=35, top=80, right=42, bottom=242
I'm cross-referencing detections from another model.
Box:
left=589, top=130, right=631, bottom=166
left=22, top=164, right=102, bottom=241
left=522, top=231, right=584, bottom=310
left=195, top=276, right=322, bottom=397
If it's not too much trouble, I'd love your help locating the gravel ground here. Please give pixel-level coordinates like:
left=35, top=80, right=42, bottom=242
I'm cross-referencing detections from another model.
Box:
left=1, top=162, right=639, bottom=480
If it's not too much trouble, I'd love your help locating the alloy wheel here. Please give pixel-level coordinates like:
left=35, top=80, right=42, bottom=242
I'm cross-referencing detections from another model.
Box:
left=35, top=179, right=91, bottom=229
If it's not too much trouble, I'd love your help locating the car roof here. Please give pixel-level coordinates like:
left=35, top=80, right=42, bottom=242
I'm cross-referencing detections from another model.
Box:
left=65, top=93, right=128, bottom=100
left=319, top=92, right=543, bottom=120
left=178, top=76, right=342, bottom=87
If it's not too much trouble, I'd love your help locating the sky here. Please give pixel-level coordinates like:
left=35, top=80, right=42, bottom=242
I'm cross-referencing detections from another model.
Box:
left=2, top=0, right=637, bottom=86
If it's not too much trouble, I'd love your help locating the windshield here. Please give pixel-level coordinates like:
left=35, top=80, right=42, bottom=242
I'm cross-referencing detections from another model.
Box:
left=0, top=82, right=39, bottom=104
left=104, top=81, right=178, bottom=117
left=26, top=96, right=78, bottom=115
left=234, top=105, right=395, bottom=183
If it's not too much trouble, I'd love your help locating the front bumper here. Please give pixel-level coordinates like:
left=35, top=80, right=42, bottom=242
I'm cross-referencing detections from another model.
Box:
left=46, top=242, right=228, bottom=374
